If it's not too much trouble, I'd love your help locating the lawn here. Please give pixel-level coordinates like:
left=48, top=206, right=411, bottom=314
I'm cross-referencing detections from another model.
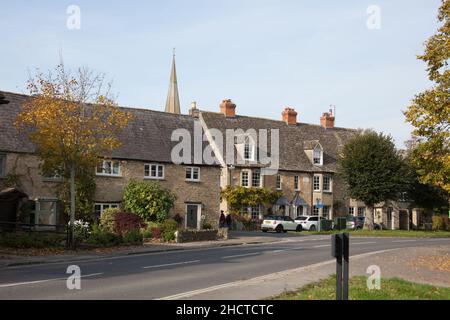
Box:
left=303, top=230, right=450, bottom=238
left=272, top=275, right=450, bottom=300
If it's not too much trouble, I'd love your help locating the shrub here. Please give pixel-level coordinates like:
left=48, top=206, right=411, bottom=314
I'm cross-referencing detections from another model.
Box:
left=68, top=219, right=90, bottom=243
left=99, top=208, right=120, bottom=232
left=151, top=227, right=162, bottom=239
left=123, top=230, right=143, bottom=245
left=87, top=226, right=121, bottom=247
left=114, top=212, right=146, bottom=236
left=123, top=180, right=176, bottom=222
left=432, top=215, right=448, bottom=231
left=161, top=219, right=178, bottom=242
left=0, top=232, right=65, bottom=248
left=202, top=223, right=213, bottom=230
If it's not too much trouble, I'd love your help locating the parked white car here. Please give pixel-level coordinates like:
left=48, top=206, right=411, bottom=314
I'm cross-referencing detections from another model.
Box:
left=261, top=215, right=302, bottom=233
left=294, top=215, right=326, bottom=231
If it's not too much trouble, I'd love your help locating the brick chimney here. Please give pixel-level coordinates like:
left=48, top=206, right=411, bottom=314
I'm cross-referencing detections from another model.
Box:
left=220, top=99, right=236, bottom=117
left=189, top=101, right=199, bottom=118
left=320, top=109, right=335, bottom=129
left=282, top=107, right=298, bottom=126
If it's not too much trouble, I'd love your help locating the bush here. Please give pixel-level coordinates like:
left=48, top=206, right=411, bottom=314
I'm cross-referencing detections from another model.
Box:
left=69, top=220, right=90, bottom=243
left=151, top=227, right=162, bottom=239
left=202, top=223, right=213, bottom=230
left=99, top=208, right=120, bottom=232
left=123, top=180, right=176, bottom=222
left=114, top=212, right=146, bottom=236
left=0, top=232, right=65, bottom=248
left=432, top=215, right=448, bottom=231
left=123, top=230, right=143, bottom=245
left=87, top=228, right=121, bottom=247
left=161, top=219, right=178, bottom=242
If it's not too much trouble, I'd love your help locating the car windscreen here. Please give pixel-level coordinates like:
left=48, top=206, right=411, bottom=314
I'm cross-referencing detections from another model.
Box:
left=295, top=216, right=308, bottom=220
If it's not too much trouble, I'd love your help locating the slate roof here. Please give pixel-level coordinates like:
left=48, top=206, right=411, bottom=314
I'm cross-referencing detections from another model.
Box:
left=200, top=111, right=357, bottom=173
left=0, top=90, right=217, bottom=166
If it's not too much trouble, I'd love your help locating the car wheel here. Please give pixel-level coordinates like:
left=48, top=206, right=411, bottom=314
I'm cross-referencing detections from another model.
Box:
left=296, top=225, right=303, bottom=232
left=275, top=225, right=283, bottom=233
left=309, top=225, right=316, bottom=231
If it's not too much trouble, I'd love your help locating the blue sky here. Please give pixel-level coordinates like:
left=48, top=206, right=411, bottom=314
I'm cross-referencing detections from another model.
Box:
left=0, top=0, right=442, bottom=147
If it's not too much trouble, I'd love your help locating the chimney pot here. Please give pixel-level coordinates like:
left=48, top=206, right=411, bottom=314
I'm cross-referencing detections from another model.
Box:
left=282, top=107, right=298, bottom=125
left=220, top=99, right=236, bottom=117
left=320, top=111, right=335, bottom=129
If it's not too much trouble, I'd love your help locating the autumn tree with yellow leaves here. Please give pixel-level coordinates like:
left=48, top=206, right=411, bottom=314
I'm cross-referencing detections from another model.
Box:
left=15, top=63, right=132, bottom=247
left=404, top=0, right=450, bottom=196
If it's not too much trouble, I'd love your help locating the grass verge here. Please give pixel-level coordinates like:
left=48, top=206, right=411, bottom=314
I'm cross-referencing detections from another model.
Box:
left=272, top=275, right=450, bottom=300
left=294, top=230, right=450, bottom=238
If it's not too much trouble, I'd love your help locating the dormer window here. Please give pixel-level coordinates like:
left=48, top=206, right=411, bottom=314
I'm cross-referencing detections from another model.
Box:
left=313, top=145, right=323, bottom=166
left=244, top=136, right=255, bottom=161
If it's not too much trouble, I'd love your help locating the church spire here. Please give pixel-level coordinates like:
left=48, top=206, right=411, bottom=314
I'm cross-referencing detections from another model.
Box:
left=164, top=51, right=181, bottom=114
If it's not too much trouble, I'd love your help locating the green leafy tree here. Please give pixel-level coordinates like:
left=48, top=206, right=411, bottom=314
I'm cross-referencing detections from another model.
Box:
left=123, top=180, right=176, bottom=222
left=220, top=186, right=282, bottom=215
left=338, top=130, right=410, bottom=230
left=403, top=0, right=450, bottom=194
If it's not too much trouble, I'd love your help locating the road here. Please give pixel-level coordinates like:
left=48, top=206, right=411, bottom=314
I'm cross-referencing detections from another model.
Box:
left=0, top=233, right=448, bottom=299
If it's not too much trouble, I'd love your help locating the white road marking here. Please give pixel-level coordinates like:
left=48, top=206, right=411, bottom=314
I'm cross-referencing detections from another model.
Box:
left=351, top=242, right=377, bottom=245
left=425, top=239, right=449, bottom=242
left=0, top=272, right=104, bottom=288
left=313, top=244, right=331, bottom=248
left=392, top=240, right=417, bottom=243
left=142, top=260, right=200, bottom=269
left=272, top=249, right=289, bottom=253
left=222, top=252, right=260, bottom=259
left=158, top=249, right=399, bottom=300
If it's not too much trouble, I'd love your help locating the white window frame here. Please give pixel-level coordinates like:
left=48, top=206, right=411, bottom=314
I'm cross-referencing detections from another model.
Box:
left=144, top=163, right=165, bottom=180
left=323, top=176, right=332, bottom=192
left=322, top=205, right=330, bottom=219
left=312, top=205, right=320, bottom=216
left=0, top=153, right=6, bottom=178
left=251, top=205, right=262, bottom=220
left=243, top=136, right=256, bottom=161
left=313, top=145, right=323, bottom=166
left=241, top=170, right=250, bottom=187
left=348, top=207, right=355, bottom=216
left=185, top=166, right=201, bottom=182
left=294, top=176, right=299, bottom=191
left=276, top=174, right=282, bottom=190
left=94, top=203, right=120, bottom=217
left=251, top=170, right=261, bottom=188
left=96, top=160, right=121, bottom=177
left=313, top=175, right=321, bottom=192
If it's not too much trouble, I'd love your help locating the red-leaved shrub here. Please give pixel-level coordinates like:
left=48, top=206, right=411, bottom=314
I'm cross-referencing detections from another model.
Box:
left=114, top=212, right=146, bottom=236
left=151, top=227, right=162, bottom=239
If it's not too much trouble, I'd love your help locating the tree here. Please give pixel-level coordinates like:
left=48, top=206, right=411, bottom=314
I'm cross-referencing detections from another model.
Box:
left=123, top=180, right=177, bottom=223
left=403, top=0, right=450, bottom=194
left=15, top=63, right=132, bottom=248
left=338, top=130, right=410, bottom=230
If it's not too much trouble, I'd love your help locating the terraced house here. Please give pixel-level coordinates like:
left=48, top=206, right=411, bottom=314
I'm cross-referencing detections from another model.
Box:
left=199, top=99, right=358, bottom=221
left=0, top=89, right=222, bottom=230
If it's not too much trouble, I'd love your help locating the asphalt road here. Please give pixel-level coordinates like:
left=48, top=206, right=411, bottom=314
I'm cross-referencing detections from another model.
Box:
left=0, top=233, right=448, bottom=299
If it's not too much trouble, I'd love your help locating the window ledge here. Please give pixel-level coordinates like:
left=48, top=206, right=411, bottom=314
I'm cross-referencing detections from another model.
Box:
left=186, top=179, right=201, bottom=183
left=96, top=174, right=122, bottom=178
left=144, top=177, right=165, bottom=181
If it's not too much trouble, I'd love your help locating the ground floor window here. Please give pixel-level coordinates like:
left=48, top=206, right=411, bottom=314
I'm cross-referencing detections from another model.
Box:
left=250, top=205, right=262, bottom=220
left=94, top=203, right=119, bottom=217
left=322, top=206, right=330, bottom=219
left=357, top=207, right=365, bottom=217
left=312, top=205, right=319, bottom=216
left=348, top=207, right=355, bottom=216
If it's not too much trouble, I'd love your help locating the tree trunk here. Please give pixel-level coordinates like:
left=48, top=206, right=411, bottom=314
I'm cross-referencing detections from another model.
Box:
left=70, top=165, right=76, bottom=249
left=363, top=206, right=374, bottom=231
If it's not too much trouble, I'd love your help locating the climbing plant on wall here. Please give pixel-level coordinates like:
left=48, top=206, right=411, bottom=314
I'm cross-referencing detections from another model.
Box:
left=220, top=186, right=282, bottom=215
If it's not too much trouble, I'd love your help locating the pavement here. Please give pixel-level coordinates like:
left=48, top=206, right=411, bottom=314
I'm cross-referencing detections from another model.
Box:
left=0, top=232, right=448, bottom=300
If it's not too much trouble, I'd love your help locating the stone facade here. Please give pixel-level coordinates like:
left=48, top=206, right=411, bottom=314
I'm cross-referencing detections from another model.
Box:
left=0, top=152, right=221, bottom=229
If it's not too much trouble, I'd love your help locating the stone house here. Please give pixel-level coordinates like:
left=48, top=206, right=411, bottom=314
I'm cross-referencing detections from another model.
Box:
left=0, top=90, right=221, bottom=230
left=198, top=99, right=356, bottom=221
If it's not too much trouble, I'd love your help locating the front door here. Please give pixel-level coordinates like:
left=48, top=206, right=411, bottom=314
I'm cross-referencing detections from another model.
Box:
left=297, top=206, right=304, bottom=216
left=186, top=204, right=199, bottom=229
